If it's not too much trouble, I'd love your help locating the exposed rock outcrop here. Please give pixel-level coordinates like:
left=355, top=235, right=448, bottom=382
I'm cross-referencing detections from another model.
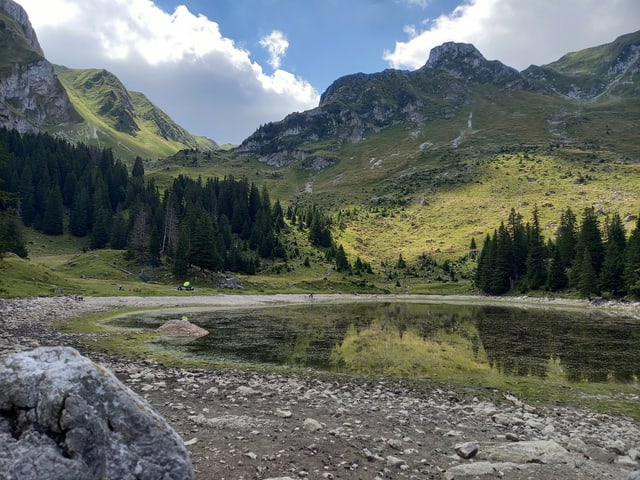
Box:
left=156, top=319, right=209, bottom=337
left=0, top=0, right=80, bottom=133
left=0, top=346, right=194, bottom=480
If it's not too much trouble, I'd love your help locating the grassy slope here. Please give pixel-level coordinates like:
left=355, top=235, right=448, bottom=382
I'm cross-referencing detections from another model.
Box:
left=52, top=67, right=203, bottom=160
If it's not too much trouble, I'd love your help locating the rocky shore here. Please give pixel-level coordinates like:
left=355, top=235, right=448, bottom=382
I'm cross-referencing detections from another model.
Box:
left=1, top=295, right=640, bottom=479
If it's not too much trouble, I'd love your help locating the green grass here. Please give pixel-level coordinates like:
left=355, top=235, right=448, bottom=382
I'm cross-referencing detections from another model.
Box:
left=51, top=66, right=209, bottom=161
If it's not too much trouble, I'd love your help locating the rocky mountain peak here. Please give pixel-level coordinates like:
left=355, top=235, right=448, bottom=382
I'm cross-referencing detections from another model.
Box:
left=424, top=42, right=486, bottom=70
left=0, top=0, right=43, bottom=56
left=422, top=41, right=520, bottom=84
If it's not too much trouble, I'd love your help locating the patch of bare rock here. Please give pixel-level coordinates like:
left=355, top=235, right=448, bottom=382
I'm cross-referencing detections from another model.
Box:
left=1, top=296, right=639, bottom=479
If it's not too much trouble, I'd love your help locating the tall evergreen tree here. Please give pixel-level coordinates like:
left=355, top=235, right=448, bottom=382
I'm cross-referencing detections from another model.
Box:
left=546, top=241, right=568, bottom=291
left=579, top=249, right=599, bottom=298
left=129, top=206, right=150, bottom=263
left=599, top=212, right=626, bottom=297
left=190, top=212, right=222, bottom=271
left=18, top=164, right=36, bottom=226
left=572, top=207, right=604, bottom=288
left=474, top=234, right=493, bottom=292
left=555, top=207, right=578, bottom=268
left=41, top=189, right=64, bottom=235
left=335, top=244, right=350, bottom=272
left=525, top=206, right=546, bottom=289
left=624, top=216, right=640, bottom=298
left=69, top=186, right=91, bottom=237
left=90, top=207, right=111, bottom=249
left=172, top=226, right=191, bottom=278
left=490, top=223, right=513, bottom=294
left=0, top=210, right=27, bottom=258
left=507, top=208, right=527, bottom=281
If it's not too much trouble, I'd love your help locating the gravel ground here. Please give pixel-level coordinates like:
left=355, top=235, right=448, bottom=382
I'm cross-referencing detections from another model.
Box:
left=1, top=295, right=639, bottom=480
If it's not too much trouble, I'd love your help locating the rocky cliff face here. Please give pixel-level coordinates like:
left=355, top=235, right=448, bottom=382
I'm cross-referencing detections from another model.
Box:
left=0, top=0, right=80, bottom=133
left=238, top=42, right=525, bottom=167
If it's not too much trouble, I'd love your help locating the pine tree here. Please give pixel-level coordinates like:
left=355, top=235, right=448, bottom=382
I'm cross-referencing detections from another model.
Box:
left=525, top=206, right=546, bottom=289
left=41, top=189, right=64, bottom=235
left=172, top=226, right=190, bottom=278
left=546, top=241, right=568, bottom=291
left=91, top=207, right=111, bottom=249
left=599, top=212, right=626, bottom=297
left=555, top=208, right=577, bottom=268
left=110, top=213, right=129, bottom=250
left=507, top=208, right=527, bottom=281
left=69, top=186, right=91, bottom=237
left=475, top=234, right=493, bottom=292
left=190, top=212, right=222, bottom=271
left=335, top=244, right=350, bottom=272
left=572, top=207, right=604, bottom=288
left=129, top=206, right=150, bottom=263
left=579, top=249, right=598, bottom=299
left=131, top=157, right=145, bottom=177
left=18, top=165, right=36, bottom=226
left=490, top=223, right=513, bottom=294
left=624, top=216, right=640, bottom=298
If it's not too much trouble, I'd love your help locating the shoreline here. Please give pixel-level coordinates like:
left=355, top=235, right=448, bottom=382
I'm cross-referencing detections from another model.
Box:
left=2, top=294, right=640, bottom=479
left=78, top=292, right=640, bottom=318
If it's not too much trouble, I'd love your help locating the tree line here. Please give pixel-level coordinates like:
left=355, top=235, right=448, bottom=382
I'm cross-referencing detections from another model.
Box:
left=0, top=128, right=318, bottom=276
left=475, top=206, right=640, bottom=299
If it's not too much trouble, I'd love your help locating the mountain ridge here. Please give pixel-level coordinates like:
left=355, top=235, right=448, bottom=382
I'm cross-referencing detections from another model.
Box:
left=237, top=31, right=639, bottom=169
left=0, top=0, right=217, bottom=160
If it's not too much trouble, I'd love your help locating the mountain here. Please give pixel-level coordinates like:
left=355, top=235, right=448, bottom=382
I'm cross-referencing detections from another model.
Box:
left=53, top=66, right=218, bottom=159
left=0, top=0, right=216, bottom=160
left=0, top=0, right=81, bottom=133
left=237, top=33, right=640, bottom=168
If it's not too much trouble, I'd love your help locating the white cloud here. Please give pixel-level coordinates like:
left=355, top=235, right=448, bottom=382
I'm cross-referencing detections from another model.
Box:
left=15, top=0, right=319, bottom=144
left=259, top=30, right=289, bottom=70
left=384, top=0, right=640, bottom=71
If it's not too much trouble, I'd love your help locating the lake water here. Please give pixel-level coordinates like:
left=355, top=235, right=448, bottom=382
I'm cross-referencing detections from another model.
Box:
left=111, top=301, right=640, bottom=384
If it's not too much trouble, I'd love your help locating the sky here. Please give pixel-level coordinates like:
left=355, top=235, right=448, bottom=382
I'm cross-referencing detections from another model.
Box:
left=14, top=0, right=640, bottom=145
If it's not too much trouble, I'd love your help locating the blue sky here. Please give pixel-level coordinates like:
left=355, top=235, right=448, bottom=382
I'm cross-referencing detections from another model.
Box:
left=15, top=0, right=640, bottom=145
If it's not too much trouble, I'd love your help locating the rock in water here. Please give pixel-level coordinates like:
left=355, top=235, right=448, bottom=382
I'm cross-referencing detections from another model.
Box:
left=0, top=347, right=194, bottom=480
left=156, top=319, right=209, bottom=337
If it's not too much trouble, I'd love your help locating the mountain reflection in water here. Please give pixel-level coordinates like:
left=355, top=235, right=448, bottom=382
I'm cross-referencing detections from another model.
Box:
left=116, top=302, right=640, bottom=384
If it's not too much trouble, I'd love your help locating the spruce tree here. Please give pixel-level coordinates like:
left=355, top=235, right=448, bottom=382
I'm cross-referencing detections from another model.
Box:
left=624, top=216, right=640, bottom=298
left=599, top=212, right=626, bottom=297
left=525, top=206, right=546, bottom=289
left=490, top=223, right=512, bottom=294
left=90, top=207, right=111, bottom=249
left=475, top=234, right=493, bottom=292
left=172, top=226, right=190, bottom=278
left=190, top=212, right=222, bottom=271
left=42, top=189, right=64, bottom=235
left=555, top=208, right=577, bottom=268
left=335, top=244, right=350, bottom=272
left=546, top=241, right=568, bottom=291
left=579, top=249, right=598, bottom=298
left=572, top=207, right=604, bottom=288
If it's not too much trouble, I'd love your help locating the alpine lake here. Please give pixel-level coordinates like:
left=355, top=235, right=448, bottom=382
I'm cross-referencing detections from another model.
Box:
left=106, top=299, right=640, bottom=417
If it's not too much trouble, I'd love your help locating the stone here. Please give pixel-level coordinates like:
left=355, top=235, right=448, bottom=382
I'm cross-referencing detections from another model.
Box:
left=455, top=441, right=479, bottom=459
left=156, top=319, right=209, bottom=337
left=274, top=409, right=292, bottom=418
left=385, top=455, right=407, bottom=468
left=303, top=418, right=323, bottom=431
left=485, top=439, right=575, bottom=465
left=444, top=461, right=520, bottom=480
left=628, top=471, right=640, bottom=480
left=0, top=347, right=194, bottom=480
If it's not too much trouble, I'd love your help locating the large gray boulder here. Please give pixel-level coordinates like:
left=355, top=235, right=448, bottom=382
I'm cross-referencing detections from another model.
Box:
left=0, top=347, right=194, bottom=480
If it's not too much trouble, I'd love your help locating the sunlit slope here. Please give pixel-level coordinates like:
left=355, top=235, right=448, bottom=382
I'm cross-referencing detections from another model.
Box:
left=52, top=66, right=217, bottom=160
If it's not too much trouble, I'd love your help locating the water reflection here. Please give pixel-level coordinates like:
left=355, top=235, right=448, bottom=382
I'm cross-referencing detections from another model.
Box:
left=114, top=302, right=640, bottom=384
